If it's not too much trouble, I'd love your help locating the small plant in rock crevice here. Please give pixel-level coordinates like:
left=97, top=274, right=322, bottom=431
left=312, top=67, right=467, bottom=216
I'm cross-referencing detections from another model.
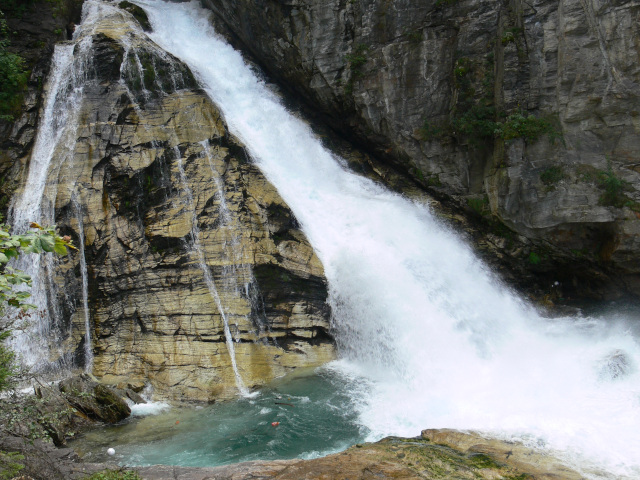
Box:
left=344, top=44, right=368, bottom=94
left=540, top=166, right=565, bottom=191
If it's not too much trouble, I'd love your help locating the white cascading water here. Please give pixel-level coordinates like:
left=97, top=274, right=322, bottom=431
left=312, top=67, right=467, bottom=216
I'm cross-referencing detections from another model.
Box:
left=7, top=0, right=144, bottom=370
left=8, top=35, right=88, bottom=369
left=132, top=1, right=640, bottom=477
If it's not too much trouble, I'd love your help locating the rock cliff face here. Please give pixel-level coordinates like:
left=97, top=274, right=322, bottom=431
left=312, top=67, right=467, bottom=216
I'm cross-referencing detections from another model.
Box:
left=10, top=2, right=333, bottom=401
left=0, top=0, right=84, bottom=208
left=203, top=0, right=640, bottom=299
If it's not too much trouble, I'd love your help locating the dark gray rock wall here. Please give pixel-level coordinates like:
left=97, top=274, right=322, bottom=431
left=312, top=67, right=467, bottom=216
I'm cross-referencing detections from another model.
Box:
left=202, top=0, right=640, bottom=298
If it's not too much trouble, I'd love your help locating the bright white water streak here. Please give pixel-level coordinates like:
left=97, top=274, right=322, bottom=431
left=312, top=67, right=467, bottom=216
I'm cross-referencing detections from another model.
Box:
left=134, top=1, right=640, bottom=477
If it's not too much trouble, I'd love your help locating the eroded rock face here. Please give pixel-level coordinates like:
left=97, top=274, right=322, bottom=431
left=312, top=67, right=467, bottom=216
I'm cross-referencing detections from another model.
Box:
left=13, top=3, right=332, bottom=401
left=203, top=0, right=640, bottom=298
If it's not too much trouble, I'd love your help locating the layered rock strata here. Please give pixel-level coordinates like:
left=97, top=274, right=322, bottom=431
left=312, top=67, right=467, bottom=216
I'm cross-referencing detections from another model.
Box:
left=11, top=2, right=333, bottom=401
left=203, top=0, right=640, bottom=298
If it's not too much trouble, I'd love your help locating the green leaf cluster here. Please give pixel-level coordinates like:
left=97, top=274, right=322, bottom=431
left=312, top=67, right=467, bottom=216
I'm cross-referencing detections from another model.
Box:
left=0, top=221, right=74, bottom=392
left=0, top=221, right=74, bottom=309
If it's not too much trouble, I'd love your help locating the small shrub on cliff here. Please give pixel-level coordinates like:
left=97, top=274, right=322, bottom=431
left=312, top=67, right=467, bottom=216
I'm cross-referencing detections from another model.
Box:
left=344, top=44, right=368, bottom=94
left=452, top=105, right=497, bottom=139
left=495, top=112, right=556, bottom=142
left=540, top=166, right=566, bottom=191
left=597, top=167, right=627, bottom=208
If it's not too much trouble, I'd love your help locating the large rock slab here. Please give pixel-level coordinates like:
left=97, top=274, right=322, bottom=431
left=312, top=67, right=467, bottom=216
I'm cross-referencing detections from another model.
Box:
left=9, top=2, right=333, bottom=401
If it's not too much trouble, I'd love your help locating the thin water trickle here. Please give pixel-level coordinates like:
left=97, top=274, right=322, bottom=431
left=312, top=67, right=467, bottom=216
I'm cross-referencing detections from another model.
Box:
left=174, top=147, right=249, bottom=396
left=72, top=195, right=94, bottom=372
left=132, top=1, right=640, bottom=477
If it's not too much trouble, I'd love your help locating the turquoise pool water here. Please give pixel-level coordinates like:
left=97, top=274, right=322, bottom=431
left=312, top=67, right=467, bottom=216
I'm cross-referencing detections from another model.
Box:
left=71, top=367, right=370, bottom=467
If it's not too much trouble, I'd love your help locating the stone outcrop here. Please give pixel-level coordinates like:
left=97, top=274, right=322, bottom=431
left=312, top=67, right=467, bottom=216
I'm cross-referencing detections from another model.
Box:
left=0, top=0, right=83, bottom=211
left=1, top=429, right=587, bottom=480
left=203, top=0, right=640, bottom=299
left=9, top=3, right=333, bottom=401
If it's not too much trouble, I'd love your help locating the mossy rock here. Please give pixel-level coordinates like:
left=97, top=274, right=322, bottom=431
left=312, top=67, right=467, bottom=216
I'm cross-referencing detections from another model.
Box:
left=119, top=1, right=152, bottom=32
left=58, top=375, right=131, bottom=424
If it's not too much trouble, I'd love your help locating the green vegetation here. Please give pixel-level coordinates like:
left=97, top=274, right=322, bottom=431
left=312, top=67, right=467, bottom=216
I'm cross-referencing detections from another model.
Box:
left=0, top=450, right=24, bottom=479
left=344, top=44, right=368, bottom=94
left=453, top=56, right=471, bottom=80
left=467, top=196, right=490, bottom=216
left=501, top=28, right=522, bottom=45
left=0, top=10, right=28, bottom=121
left=1, top=0, right=66, bottom=19
left=597, top=166, right=626, bottom=208
left=418, top=119, right=450, bottom=141
left=422, top=109, right=559, bottom=145
left=452, top=105, right=497, bottom=139
left=495, top=112, right=556, bottom=142
left=540, top=166, right=565, bottom=189
left=0, top=220, right=74, bottom=392
left=577, top=162, right=640, bottom=211
left=528, top=251, right=541, bottom=265
left=83, top=469, right=142, bottom=480
left=404, top=29, right=422, bottom=43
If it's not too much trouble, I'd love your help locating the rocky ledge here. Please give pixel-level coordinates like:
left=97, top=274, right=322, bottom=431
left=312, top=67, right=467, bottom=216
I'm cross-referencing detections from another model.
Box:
left=2, top=428, right=589, bottom=479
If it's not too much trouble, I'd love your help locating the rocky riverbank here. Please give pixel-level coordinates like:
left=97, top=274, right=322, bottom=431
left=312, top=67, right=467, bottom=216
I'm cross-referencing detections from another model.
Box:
left=2, top=428, right=589, bottom=480
left=1, top=373, right=591, bottom=479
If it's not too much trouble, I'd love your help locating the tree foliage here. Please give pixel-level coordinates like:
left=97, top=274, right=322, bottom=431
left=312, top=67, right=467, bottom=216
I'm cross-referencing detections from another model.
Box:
left=0, top=9, right=28, bottom=121
left=0, top=220, right=74, bottom=391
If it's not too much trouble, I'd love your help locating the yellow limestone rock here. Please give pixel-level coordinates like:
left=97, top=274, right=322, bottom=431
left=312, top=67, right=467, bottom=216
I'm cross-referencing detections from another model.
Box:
left=44, top=5, right=333, bottom=401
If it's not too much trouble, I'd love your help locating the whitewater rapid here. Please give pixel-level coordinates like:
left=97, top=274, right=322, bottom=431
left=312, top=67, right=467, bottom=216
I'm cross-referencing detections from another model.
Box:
left=116, top=0, right=640, bottom=476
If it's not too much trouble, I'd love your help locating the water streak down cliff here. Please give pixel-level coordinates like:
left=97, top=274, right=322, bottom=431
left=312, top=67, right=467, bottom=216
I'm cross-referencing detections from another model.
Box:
left=9, top=0, right=333, bottom=400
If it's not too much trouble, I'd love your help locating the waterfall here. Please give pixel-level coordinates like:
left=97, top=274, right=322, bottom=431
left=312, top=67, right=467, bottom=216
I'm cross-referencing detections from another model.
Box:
left=134, top=1, right=640, bottom=477
left=173, top=147, right=250, bottom=396
left=7, top=34, right=88, bottom=370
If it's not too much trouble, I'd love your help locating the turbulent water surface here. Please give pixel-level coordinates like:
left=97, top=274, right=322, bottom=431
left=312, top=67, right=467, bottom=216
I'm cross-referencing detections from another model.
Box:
left=38, top=0, right=640, bottom=477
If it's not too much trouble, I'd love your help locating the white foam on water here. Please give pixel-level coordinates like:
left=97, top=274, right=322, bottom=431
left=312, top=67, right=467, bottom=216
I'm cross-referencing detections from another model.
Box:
left=130, top=401, right=171, bottom=417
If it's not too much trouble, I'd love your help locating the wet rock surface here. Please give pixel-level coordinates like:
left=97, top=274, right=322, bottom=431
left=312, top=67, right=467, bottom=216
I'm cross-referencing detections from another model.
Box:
left=0, top=0, right=83, bottom=212
left=7, top=3, right=333, bottom=401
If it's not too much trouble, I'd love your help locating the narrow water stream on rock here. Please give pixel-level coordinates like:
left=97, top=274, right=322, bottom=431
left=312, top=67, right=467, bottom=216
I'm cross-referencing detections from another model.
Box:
left=174, top=147, right=249, bottom=395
